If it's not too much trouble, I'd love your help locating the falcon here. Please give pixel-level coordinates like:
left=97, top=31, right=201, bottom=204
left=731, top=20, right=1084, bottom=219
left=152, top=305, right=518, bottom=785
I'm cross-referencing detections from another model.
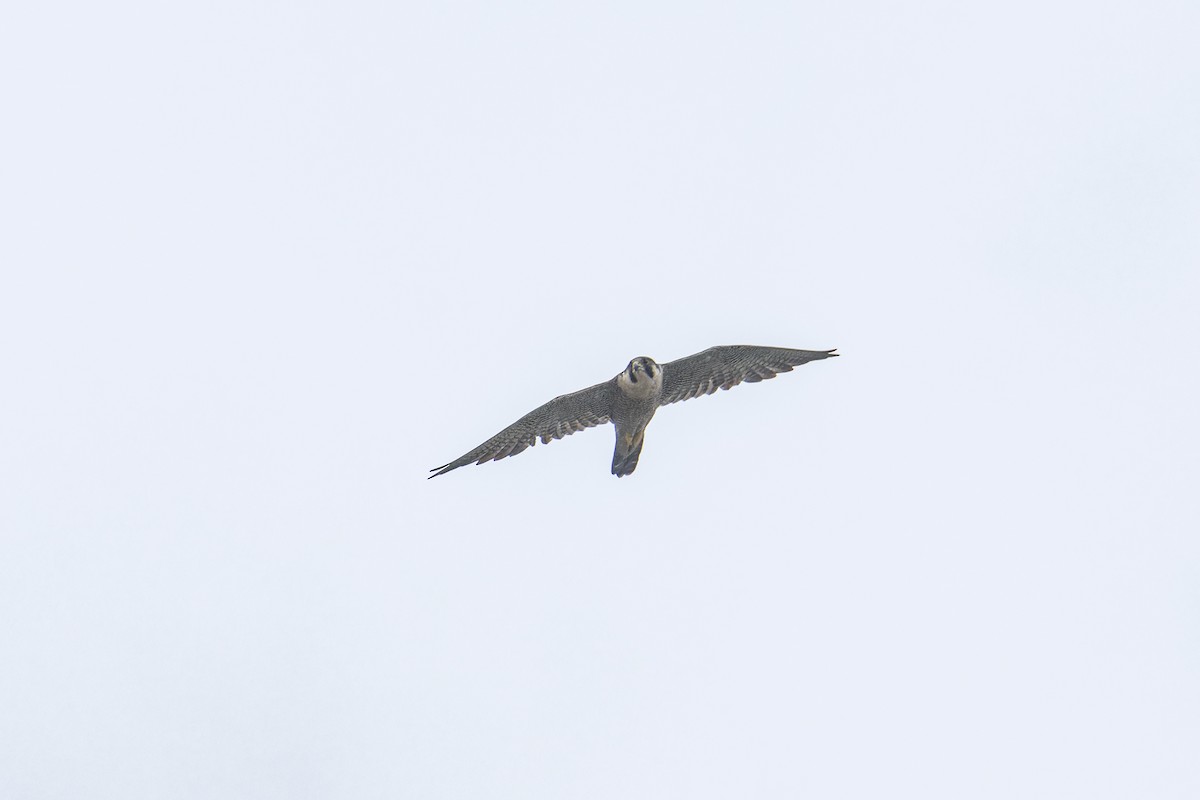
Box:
left=429, top=345, right=838, bottom=479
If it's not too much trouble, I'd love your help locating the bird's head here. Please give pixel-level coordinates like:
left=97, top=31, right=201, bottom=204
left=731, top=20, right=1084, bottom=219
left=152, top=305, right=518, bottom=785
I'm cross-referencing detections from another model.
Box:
left=618, top=356, right=662, bottom=398
left=626, top=356, right=659, bottom=382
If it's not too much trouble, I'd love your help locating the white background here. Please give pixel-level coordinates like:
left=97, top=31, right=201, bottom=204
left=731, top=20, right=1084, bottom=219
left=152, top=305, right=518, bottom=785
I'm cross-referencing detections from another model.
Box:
left=3, top=2, right=1198, bottom=798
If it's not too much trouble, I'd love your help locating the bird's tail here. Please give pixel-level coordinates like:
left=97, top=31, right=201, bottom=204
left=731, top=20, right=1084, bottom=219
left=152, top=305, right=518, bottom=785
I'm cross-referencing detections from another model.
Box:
left=611, top=429, right=645, bottom=477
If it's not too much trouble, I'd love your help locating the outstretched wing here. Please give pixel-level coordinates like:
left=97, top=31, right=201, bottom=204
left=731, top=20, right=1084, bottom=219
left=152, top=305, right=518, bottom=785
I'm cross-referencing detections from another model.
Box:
left=429, top=380, right=616, bottom=478
left=659, top=345, right=837, bottom=406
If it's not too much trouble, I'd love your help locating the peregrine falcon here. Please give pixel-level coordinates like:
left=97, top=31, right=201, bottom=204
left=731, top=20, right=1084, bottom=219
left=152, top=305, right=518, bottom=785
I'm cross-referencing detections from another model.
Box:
left=429, top=345, right=838, bottom=479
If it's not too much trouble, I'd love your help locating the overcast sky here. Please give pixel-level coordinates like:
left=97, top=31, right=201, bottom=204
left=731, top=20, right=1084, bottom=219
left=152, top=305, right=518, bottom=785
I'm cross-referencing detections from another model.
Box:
left=3, top=2, right=1199, bottom=798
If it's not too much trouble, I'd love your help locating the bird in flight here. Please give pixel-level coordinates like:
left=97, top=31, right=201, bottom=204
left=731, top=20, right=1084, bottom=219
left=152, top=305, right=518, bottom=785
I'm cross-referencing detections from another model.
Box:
left=429, top=344, right=838, bottom=479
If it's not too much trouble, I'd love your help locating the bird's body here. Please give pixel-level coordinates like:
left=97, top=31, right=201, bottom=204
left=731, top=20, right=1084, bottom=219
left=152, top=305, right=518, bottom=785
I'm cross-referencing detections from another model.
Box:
left=610, top=357, right=663, bottom=476
left=429, top=345, right=837, bottom=479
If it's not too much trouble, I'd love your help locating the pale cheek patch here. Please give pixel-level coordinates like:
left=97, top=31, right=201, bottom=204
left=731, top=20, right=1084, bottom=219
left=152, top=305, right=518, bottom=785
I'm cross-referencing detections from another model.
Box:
left=618, top=371, right=661, bottom=400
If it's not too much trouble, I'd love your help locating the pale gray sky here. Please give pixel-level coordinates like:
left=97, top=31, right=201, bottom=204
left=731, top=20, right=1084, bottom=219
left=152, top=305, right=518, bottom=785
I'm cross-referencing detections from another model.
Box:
left=2, top=2, right=1199, bottom=798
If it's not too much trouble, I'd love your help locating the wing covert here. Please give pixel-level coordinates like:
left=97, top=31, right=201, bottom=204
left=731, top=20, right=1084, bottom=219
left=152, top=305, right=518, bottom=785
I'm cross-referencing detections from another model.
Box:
left=429, top=380, right=616, bottom=478
left=659, top=345, right=837, bottom=406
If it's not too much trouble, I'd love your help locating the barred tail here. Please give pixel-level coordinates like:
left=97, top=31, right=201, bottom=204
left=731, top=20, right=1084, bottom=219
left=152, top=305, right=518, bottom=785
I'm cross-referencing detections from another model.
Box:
left=611, top=428, right=646, bottom=477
